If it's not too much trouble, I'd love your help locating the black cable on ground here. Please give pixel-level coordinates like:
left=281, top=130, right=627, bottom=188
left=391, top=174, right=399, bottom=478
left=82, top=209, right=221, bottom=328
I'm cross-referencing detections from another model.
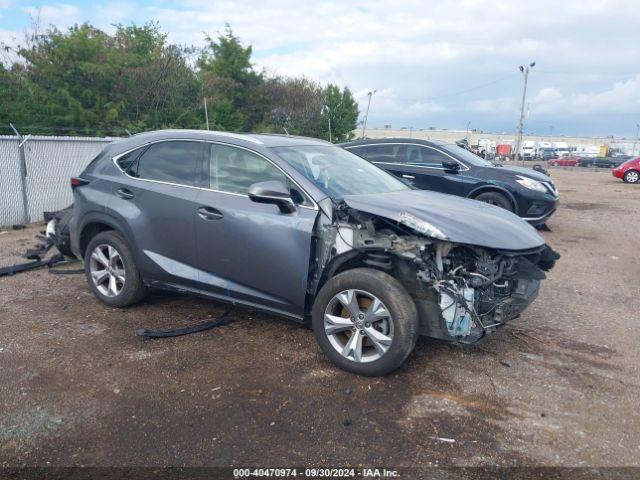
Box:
left=136, top=307, right=235, bottom=339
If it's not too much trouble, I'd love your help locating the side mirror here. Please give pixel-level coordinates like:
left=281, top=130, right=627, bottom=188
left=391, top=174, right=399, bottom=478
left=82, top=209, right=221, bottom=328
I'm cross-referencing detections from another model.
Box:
left=248, top=181, right=296, bottom=214
left=442, top=160, right=460, bottom=172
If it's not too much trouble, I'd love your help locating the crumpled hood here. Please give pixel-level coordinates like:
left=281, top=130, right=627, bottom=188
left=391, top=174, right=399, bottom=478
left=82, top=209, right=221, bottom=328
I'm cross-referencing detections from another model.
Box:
left=342, top=189, right=545, bottom=251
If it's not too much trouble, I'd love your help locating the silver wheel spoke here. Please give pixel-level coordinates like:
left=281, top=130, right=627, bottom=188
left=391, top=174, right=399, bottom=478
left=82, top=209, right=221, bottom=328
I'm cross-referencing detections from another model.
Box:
left=336, top=289, right=361, bottom=319
left=342, top=331, right=363, bottom=362
left=324, top=314, right=353, bottom=335
left=108, top=274, right=119, bottom=297
left=364, top=297, right=390, bottom=324
left=92, top=248, right=109, bottom=268
left=112, top=268, right=126, bottom=283
left=91, top=269, right=109, bottom=284
left=363, top=326, right=393, bottom=356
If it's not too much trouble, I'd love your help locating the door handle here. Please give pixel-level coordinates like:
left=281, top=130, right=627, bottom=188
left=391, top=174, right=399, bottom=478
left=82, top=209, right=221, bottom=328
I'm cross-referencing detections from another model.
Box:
left=402, top=174, right=415, bottom=179
left=116, top=188, right=134, bottom=200
left=197, top=206, right=224, bottom=220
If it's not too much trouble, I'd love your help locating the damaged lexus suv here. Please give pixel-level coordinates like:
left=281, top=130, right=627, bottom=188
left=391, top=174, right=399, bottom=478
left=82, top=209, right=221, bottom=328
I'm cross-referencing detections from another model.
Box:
left=70, top=130, right=558, bottom=376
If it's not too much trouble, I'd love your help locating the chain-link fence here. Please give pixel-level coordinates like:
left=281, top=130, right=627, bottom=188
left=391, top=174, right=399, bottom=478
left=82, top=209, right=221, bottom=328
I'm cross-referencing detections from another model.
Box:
left=0, top=135, right=115, bottom=227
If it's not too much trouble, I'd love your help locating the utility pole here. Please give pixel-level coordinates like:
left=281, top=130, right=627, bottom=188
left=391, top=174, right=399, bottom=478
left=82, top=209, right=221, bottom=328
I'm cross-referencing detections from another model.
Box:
left=514, top=62, right=535, bottom=165
left=322, top=105, right=332, bottom=143
left=361, top=90, right=376, bottom=138
left=465, top=121, right=471, bottom=144
left=204, top=97, right=210, bottom=130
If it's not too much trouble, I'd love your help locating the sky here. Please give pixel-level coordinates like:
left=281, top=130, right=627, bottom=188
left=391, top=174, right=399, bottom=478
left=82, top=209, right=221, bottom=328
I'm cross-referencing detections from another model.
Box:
left=1, top=0, right=639, bottom=138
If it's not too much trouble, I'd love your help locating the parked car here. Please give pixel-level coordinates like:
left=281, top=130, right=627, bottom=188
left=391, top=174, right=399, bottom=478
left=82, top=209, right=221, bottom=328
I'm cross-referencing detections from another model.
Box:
left=579, top=157, right=626, bottom=169
left=549, top=156, right=581, bottom=167
left=612, top=157, right=640, bottom=183
left=340, top=138, right=559, bottom=226
left=69, top=130, right=558, bottom=376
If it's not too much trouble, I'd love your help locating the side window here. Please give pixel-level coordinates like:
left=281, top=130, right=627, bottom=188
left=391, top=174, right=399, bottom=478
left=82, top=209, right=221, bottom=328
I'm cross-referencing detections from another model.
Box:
left=115, top=148, right=143, bottom=176
left=136, top=141, right=201, bottom=186
left=355, top=144, right=405, bottom=163
left=406, top=146, right=450, bottom=168
left=209, top=144, right=311, bottom=206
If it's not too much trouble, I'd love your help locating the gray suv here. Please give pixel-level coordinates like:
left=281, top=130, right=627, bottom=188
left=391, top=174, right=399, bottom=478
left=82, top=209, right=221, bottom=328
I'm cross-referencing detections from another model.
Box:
left=70, top=130, right=558, bottom=376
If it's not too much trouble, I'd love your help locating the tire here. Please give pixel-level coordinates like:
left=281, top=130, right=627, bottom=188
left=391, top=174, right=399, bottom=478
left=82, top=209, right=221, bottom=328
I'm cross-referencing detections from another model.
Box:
left=84, top=230, right=146, bottom=307
left=473, top=191, right=513, bottom=212
left=312, top=268, right=419, bottom=376
left=624, top=170, right=639, bottom=184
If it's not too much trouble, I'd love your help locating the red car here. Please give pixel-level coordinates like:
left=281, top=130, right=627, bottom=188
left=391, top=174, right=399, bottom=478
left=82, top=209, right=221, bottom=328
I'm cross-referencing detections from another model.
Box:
left=612, top=157, right=640, bottom=183
left=548, top=156, right=581, bottom=167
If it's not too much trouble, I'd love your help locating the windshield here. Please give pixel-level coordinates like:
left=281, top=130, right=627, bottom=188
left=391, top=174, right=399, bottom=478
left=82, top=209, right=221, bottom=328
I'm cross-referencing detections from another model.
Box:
left=439, top=144, right=494, bottom=167
left=273, top=145, right=409, bottom=200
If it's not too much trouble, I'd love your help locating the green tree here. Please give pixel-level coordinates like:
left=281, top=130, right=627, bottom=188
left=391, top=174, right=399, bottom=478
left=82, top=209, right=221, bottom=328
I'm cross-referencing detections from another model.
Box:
left=322, top=84, right=359, bottom=142
left=198, top=25, right=267, bottom=131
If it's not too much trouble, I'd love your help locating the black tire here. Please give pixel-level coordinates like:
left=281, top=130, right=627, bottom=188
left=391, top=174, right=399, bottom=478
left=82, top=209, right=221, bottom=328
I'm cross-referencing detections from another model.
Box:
left=623, top=170, right=639, bottom=184
left=473, top=191, right=513, bottom=212
left=312, top=268, right=419, bottom=377
left=84, top=230, right=146, bottom=307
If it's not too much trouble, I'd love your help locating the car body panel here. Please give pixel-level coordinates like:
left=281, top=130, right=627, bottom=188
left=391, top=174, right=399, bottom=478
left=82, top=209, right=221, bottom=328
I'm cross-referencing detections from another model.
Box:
left=342, top=189, right=545, bottom=251
left=194, top=188, right=317, bottom=315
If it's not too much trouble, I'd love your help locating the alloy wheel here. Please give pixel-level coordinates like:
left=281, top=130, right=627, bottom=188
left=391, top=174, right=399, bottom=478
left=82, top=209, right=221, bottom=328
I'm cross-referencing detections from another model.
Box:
left=625, top=171, right=639, bottom=183
left=89, top=244, right=126, bottom=297
left=323, top=289, right=394, bottom=363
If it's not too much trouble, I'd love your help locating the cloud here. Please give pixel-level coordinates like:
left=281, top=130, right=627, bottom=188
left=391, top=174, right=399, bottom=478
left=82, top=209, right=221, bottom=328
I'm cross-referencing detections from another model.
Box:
left=2, top=0, right=640, bottom=135
left=22, top=4, right=80, bottom=29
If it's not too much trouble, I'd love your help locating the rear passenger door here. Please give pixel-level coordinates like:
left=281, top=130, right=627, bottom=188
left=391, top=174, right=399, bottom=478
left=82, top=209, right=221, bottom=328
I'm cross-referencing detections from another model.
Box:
left=194, top=143, right=317, bottom=317
left=110, top=140, right=204, bottom=286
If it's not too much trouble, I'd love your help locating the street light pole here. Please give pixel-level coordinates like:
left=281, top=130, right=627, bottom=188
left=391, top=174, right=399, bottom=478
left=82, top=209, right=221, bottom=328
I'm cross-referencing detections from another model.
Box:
left=465, top=121, right=471, bottom=144
left=361, top=90, right=376, bottom=138
left=634, top=123, right=640, bottom=156
left=514, top=62, right=535, bottom=165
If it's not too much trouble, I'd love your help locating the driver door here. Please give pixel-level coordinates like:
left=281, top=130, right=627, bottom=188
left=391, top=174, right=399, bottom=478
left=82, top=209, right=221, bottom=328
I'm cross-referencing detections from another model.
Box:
left=194, top=143, right=318, bottom=318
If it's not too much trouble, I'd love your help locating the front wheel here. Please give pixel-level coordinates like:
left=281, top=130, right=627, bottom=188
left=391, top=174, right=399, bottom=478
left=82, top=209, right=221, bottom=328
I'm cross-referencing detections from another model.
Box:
left=473, top=191, right=513, bottom=212
left=312, top=268, right=419, bottom=376
left=624, top=170, right=639, bottom=183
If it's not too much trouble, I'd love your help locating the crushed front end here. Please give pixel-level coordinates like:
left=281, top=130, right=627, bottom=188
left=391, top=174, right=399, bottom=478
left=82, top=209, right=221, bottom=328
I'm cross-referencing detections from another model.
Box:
left=309, top=200, right=559, bottom=344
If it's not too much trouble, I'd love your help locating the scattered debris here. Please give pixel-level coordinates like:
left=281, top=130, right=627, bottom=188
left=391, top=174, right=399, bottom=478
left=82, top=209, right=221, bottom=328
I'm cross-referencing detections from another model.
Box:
left=136, top=307, right=234, bottom=338
left=432, top=437, right=456, bottom=443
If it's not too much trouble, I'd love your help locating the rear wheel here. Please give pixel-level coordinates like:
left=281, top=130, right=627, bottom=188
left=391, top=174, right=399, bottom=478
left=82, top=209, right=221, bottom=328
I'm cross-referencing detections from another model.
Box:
left=312, top=268, right=419, bottom=376
left=624, top=170, right=639, bottom=183
left=84, top=231, right=146, bottom=307
left=474, top=191, right=513, bottom=212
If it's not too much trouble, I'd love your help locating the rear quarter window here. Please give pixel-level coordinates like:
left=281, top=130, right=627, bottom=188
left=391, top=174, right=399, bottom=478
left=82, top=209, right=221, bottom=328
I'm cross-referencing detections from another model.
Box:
left=135, top=141, right=202, bottom=186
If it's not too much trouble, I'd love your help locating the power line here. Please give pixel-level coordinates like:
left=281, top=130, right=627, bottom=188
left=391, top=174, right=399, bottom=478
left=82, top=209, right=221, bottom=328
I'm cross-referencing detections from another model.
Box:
left=394, top=74, right=517, bottom=102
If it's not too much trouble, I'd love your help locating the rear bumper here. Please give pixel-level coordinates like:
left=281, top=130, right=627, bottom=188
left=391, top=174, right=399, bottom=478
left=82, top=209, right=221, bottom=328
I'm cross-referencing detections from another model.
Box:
left=612, top=169, right=624, bottom=179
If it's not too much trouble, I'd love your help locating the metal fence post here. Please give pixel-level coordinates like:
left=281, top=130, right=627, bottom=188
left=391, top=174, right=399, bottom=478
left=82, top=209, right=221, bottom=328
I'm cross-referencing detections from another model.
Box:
left=10, top=123, right=30, bottom=225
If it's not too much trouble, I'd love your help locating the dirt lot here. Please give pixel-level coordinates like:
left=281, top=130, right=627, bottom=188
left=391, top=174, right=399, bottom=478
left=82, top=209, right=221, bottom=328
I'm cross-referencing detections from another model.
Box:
left=1, top=169, right=639, bottom=471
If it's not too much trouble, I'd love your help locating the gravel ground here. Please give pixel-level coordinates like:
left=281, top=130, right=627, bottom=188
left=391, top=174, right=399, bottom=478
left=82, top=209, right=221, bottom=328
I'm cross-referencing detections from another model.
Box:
left=1, top=169, right=639, bottom=471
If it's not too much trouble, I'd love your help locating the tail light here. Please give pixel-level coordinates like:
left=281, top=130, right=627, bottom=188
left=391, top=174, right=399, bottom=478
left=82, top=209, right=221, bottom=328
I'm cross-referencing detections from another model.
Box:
left=71, top=177, right=89, bottom=189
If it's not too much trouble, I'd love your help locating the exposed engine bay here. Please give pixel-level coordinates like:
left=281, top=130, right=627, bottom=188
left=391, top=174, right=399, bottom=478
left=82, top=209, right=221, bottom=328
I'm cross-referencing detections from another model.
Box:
left=309, top=199, right=559, bottom=344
